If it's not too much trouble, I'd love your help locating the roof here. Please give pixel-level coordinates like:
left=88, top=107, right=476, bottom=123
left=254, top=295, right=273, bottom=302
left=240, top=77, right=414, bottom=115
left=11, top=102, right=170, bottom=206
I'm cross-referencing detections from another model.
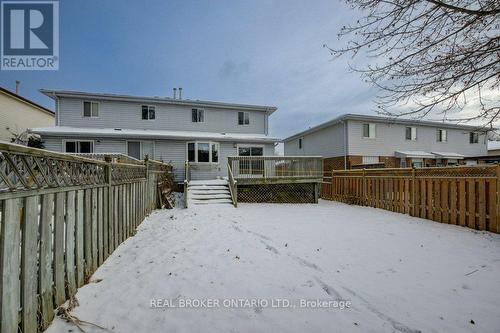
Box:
left=30, top=126, right=280, bottom=143
left=395, top=151, right=436, bottom=158
left=431, top=152, right=465, bottom=159
left=0, top=87, right=54, bottom=116
left=39, top=89, right=277, bottom=114
left=284, top=113, right=490, bottom=142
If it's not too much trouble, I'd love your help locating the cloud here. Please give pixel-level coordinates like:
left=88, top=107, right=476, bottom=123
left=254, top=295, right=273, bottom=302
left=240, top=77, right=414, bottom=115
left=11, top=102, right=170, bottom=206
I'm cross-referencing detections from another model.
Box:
left=218, top=60, right=250, bottom=80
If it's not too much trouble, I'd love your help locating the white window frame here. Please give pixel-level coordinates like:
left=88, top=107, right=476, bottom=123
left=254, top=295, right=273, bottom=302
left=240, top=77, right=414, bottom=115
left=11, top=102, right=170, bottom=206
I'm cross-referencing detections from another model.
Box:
left=238, top=111, right=250, bottom=126
left=405, top=126, right=417, bottom=141
left=437, top=129, right=447, bottom=142
left=362, top=156, right=379, bottom=164
left=82, top=101, right=99, bottom=118
left=469, top=132, right=479, bottom=144
left=362, top=123, right=376, bottom=139
left=126, top=140, right=155, bottom=160
left=141, top=105, right=156, bottom=120
left=236, top=143, right=265, bottom=156
left=191, top=109, right=205, bottom=123
left=186, top=141, right=219, bottom=164
left=63, top=140, right=95, bottom=153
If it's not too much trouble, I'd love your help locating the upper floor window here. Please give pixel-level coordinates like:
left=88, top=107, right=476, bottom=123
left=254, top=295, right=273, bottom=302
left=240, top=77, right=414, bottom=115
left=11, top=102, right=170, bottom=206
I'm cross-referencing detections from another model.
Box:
left=298, top=138, right=303, bottom=149
left=469, top=132, right=479, bottom=144
left=238, top=111, right=250, bottom=125
left=405, top=127, right=417, bottom=141
left=141, top=105, right=155, bottom=120
left=83, top=101, right=99, bottom=117
left=362, top=123, right=376, bottom=138
left=437, top=129, right=447, bottom=142
left=192, top=109, right=204, bottom=123
left=65, top=140, right=94, bottom=153
left=187, top=141, right=219, bottom=163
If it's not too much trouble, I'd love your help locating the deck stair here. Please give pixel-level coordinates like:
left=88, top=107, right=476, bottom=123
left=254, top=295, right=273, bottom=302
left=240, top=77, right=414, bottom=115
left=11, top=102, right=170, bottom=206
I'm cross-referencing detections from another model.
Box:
left=187, top=179, right=233, bottom=205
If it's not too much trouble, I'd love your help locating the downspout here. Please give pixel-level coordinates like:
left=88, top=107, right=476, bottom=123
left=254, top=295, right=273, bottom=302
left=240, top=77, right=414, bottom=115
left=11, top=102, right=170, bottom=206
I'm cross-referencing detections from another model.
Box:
left=264, top=109, right=269, bottom=136
left=52, top=92, right=59, bottom=125
left=343, top=120, right=348, bottom=170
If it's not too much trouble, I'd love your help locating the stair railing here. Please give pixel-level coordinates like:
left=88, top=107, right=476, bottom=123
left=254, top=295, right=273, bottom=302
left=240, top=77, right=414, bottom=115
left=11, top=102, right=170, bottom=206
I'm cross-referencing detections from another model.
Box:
left=227, top=162, right=238, bottom=207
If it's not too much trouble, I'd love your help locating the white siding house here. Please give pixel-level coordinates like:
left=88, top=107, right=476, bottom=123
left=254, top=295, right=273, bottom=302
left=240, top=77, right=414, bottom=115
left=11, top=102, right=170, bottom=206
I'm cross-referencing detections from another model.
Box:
left=32, top=90, right=278, bottom=182
left=284, top=114, right=488, bottom=169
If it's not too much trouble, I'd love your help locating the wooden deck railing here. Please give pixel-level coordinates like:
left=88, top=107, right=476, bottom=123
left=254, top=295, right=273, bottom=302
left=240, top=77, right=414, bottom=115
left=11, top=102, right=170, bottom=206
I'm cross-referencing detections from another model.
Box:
left=321, top=166, right=500, bottom=233
left=227, top=156, right=323, bottom=182
left=227, top=162, right=238, bottom=207
left=70, top=152, right=143, bottom=165
left=0, top=142, right=171, bottom=333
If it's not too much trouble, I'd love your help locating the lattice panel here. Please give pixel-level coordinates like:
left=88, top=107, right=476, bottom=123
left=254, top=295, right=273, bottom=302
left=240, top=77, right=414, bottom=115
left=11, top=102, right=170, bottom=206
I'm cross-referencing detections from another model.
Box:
left=111, top=164, right=146, bottom=183
left=238, top=184, right=316, bottom=203
left=0, top=152, right=106, bottom=192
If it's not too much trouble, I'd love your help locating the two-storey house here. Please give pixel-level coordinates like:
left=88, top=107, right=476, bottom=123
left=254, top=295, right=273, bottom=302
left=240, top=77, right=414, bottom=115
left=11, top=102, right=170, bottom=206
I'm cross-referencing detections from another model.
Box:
left=32, top=90, right=278, bottom=182
left=284, top=114, right=488, bottom=170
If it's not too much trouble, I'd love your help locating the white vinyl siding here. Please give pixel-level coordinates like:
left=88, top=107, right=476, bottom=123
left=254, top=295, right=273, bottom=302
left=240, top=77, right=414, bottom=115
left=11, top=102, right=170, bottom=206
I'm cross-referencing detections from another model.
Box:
left=58, top=98, right=266, bottom=134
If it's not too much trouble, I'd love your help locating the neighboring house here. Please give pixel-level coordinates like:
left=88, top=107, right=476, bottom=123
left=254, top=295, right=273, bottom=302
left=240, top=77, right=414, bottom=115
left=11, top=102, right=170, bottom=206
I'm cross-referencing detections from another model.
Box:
left=284, top=114, right=488, bottom=170
left=31, top=90, right=278, bottom=182
left=488, top=140, right=500, bottom=156
left=0, top=87, right=54, bottom=142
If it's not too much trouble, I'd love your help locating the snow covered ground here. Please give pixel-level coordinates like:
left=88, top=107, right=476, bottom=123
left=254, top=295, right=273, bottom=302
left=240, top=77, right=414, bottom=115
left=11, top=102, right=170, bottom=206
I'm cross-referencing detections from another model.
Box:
left=45, top=200, right=500, bottom=333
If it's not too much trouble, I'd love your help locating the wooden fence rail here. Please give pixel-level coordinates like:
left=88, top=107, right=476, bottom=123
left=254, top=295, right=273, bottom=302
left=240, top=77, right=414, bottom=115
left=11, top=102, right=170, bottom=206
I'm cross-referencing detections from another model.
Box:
left=321, top=165, right=500, bottom=234
left=0, top=142, right=170, bottom=333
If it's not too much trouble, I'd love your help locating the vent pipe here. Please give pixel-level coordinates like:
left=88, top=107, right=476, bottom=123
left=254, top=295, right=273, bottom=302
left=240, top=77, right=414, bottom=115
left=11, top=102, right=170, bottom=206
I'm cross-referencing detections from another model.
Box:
left=15, top=80, right=20, bottom=95
left=173, top=88, right=177, bottom=99
left=178, top=87, right=182, bottom=100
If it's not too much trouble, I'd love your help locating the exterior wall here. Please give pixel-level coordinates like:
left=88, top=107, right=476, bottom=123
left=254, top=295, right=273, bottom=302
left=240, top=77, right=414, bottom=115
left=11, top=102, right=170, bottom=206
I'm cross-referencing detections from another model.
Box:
left=41, top=135, right=274, bottom=182
left=347, top=119, right=487, bottom=157
left=284, top=122, right=345, bottom=157
left=57, top=97, right=267, bottom=134
left=0, top=91, right=54, bottom=141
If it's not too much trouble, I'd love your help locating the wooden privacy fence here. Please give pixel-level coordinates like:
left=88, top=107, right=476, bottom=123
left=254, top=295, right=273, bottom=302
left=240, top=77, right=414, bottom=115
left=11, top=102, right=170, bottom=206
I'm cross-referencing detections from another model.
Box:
left=0, top=142, right=170, bottom=333
left=321, top=166, right=500, bottom=233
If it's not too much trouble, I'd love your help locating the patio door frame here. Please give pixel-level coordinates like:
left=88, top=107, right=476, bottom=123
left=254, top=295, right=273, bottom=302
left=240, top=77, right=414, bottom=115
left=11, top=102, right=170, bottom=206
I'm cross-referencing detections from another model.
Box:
left=236, top=144, right=265, bottom=176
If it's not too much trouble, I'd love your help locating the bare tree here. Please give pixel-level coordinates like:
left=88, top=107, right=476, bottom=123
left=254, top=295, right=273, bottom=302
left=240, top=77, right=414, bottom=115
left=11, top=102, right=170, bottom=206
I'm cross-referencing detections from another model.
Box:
left=326, top=0, right=500, bottom=128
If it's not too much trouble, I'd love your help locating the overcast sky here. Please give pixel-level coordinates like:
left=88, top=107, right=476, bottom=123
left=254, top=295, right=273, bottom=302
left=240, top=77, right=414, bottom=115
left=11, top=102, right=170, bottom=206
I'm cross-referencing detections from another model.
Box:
left=0, top=0, right=377, bottom=143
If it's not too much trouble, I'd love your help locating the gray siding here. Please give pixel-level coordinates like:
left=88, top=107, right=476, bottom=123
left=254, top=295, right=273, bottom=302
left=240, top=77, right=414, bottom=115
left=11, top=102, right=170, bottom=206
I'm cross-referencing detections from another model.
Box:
left=58, top=97, right=267, bottom=134
left=284, top=122, right=345, bottom=157
left=347, top=120, right=488, bottom=157
left=42, top=136, right=274, bottom=182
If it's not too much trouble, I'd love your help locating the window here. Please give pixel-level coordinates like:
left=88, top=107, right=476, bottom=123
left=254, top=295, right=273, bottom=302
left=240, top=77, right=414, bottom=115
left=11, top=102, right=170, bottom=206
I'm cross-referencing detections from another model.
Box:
left=437, top=129, right=447, bottom=142
left=83, top=101, right=99, bottom=117
left=411, top=158, right=423, bottom=168
left=405, top=127, right=417, bottom=141
left=298, top=138, right=302, bottom=149
left=141, top=105, right=155, bottom=120
left=187, top=142, right=219, bottom=163
left=469, top=132, right=479, bottom=144
left=362, top=156, right=379, bottom=164
left=400, top=159, right=407, bottom=168
left=238, top=111, right=250, bottom=125
left=127, top=141, right=154, bottom=160
left=65, top=140, right=94, bottom=153
left=192, top=109, right=204, bottom=123
left=362, top=123, right=376, bottom=138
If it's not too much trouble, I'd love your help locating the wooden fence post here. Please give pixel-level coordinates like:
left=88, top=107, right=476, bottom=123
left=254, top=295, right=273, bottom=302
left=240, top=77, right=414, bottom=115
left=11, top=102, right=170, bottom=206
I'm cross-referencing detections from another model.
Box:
left=411, top=167, right=416, bottom=217
left=104, top=155, right=113, bottom=259
left=362, top=168, right=366, bottom=206
left=496, top=164, right=500, bottom=233
left=144, top=155, right=150, bottom=212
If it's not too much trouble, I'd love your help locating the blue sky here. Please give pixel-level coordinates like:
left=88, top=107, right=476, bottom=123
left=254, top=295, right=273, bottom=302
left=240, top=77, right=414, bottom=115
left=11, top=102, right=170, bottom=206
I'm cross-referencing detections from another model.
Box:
left=0, top=0, right=376, bottom=140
